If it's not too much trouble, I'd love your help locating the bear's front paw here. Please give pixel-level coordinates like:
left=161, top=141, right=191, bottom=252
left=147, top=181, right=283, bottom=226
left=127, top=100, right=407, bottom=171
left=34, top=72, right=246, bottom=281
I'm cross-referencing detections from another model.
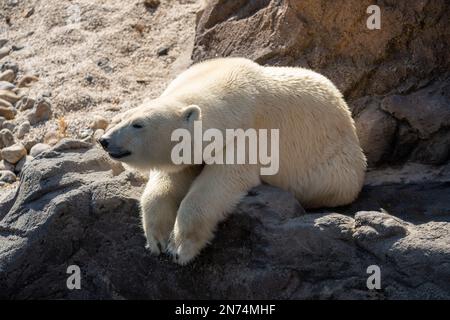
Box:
left=144, top=233, right=168, bottom=256
left=167, top=231, right=207, bottom=265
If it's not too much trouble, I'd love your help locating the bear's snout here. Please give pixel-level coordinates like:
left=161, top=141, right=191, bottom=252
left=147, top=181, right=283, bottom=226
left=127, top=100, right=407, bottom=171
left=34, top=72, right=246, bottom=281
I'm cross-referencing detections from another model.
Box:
left=98, top=137, right=110, bottom=150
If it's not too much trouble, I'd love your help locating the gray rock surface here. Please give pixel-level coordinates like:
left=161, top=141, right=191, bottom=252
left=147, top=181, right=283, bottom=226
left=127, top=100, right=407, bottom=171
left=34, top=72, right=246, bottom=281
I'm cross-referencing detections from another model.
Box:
left=0, top=141, right=448, bottom=299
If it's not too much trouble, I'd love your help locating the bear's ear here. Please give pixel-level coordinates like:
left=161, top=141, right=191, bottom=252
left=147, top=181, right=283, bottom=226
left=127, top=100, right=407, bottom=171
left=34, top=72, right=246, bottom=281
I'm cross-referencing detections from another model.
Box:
left=182, top=105, right=201, bottom=123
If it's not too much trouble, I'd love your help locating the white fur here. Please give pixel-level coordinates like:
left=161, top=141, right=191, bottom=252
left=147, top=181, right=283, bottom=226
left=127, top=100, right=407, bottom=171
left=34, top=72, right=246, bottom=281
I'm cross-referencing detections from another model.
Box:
left=102, top=57, right=367, bottom=265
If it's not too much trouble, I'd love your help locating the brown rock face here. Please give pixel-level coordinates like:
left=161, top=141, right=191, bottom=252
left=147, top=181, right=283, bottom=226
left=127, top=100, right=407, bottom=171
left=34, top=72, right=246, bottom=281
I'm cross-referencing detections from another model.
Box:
left=193, top=0, right=450, bottom=166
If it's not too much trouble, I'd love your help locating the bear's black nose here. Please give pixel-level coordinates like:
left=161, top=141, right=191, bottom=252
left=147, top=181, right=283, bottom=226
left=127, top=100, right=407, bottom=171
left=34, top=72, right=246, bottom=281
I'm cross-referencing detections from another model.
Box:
left=98, top=137, right=110, bottom=150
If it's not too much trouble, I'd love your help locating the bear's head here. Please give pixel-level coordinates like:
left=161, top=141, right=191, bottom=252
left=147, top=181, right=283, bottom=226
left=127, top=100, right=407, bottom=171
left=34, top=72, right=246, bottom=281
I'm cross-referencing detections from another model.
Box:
left=99, top=98, right=201, bottom=171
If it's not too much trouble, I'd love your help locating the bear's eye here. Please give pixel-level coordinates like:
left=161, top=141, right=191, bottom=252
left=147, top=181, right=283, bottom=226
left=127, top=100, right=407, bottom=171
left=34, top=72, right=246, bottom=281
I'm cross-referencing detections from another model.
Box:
left=132, top=123, right=143, bottom=129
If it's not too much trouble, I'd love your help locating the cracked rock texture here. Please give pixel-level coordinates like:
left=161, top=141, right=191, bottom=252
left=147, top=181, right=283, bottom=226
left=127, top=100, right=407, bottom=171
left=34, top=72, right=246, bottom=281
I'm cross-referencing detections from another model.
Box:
left=193, top=0, right=450, bottom=167
left=0, top=142, right=449, bottom=299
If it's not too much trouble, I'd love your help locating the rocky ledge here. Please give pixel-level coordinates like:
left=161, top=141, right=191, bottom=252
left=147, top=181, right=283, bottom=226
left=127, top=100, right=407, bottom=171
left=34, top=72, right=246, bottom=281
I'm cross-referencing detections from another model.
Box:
left=0, top=140, right=448, bottom=299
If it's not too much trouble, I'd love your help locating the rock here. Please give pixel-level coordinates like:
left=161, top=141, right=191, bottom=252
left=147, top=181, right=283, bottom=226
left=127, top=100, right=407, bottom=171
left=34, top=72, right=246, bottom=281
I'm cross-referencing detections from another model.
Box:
left=193, top=0, right=450, bottom=167
left=0, top=39, right=7, bottom=48
left=0, top=149, right=449, bottom=299
left=0, top=105, right=16, bottom=120
left=27, top=97, right=52, bottom=125
left=0, top=61, right=18, bottom=75
left=44, top=131, right=59, bottom=146
left=16, top=121, right=30, bottom=139
left=93, top=129, right=105, bottom=142
left=2, top=120, right=15, bottom=132
left=0, top=116, right=4, bottom=128
left=0, top=89, right=20, bottom=104
left=355, top=100, right=397, bottom=166
left=0, top=81, right=15, bottom=90
left=1, top=143, right=27, bottom=164
left=0, top=47, right=10, bottom=59
left=22, top=134, right=40, bottom=152
left=0, top=160, right=15, bottom=172
left=16, top=96, right=35, bottom=111
left=0, top=170, right=16, bottom=183
left=14, top=155, right=32, bottom=174
left=90, top=115, right=109, bottom=131
left=17, top=75, right=38, bottom=88
left=29, top=143, right=51, bottom=157
left=0, top=98, right=14, bottom=109
left=144, top=0, right=160, bottom=10
left=0, top=128, right=15, bottom=148
left=157, top=46, right=169, bottom=56
left=0, top=69, right=15, bottom=82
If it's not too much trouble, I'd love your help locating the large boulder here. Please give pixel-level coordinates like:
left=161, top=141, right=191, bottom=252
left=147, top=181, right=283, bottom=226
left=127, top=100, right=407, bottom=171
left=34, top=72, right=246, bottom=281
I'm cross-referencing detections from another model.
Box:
left=0, top=140, right=449, bottom=299
left=193, top=0, right=450, bottom=167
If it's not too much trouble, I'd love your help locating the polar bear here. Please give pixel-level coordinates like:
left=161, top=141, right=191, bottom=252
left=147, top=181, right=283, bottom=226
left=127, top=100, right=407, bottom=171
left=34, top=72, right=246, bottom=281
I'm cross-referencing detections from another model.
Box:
left=99, top=57, right=366, bottom=265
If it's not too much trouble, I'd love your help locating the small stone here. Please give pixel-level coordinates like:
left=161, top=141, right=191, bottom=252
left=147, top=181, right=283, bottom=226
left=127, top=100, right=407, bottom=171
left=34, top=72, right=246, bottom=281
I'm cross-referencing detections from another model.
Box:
left=0, top=170, right=16, bottom=183
left=0, top=116, right=4, bottom=128
left=0, top=97, right=14, bottom=109
left=157, top=46, right=169, bottom=56
left=0, top=128, right=15, bottom=148
left=44, top=131, right=59, bottom=146
left=2, top=120, right=15, bottom=131
left=90, top=115, right=109, bottom=130
left=23, top=7, right=35, bottom=18
left=0, top=69, right=15, bottom=82
left=27, top=97, right=52, bottom=125
left=23, top=135, right=40, bottom=152
left=0, top=159, right=15, bottom=171
left=16, top=96, right=35, bottom=111
left=0, top=47, right=10, bottom=59
left=14, top=155, right=32, bottom=174
left=79, top=128, right=93, bottom=139
left=0, top=61, right=19, bottom=75
left=30, top=143, right=51, bottom=157
left=16, top=121, right=30, bottom=139
left=93, top=129, right=105, bottom=142
left=0, top=81, right=15, bottom=90
left=1, top=143, right=27, bottom=164
left=144, top=0, right=160, bottom=9
left=0, top=89, right=20, bottom=104
left=0, top=105, right=16, bottom=120
left=85, top=74, right=94, bottom=84
left=17, top=75, right=39, bottom=88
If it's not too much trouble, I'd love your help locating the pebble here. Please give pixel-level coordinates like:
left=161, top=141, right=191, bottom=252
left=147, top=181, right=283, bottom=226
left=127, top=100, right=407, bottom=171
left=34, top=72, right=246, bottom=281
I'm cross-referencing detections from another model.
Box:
left=2, top=120, right=15, bottom=131
left=157, top=46, right=169, bottom=56
left=18, top=75, right=39, bottom=88
left=23, top=135, right=40, bottom=152
left=30, top=143, right=51, bottom=157
left=0, top=89, right=20, bottom=104
left=93, top=129, right=105, bottom=142
left=1, top=143, right=27, bottom=164
left=0, top=159, right=15, bottom=171
left=144, top=0, right=160, bottom=9
left=90, top=115, right=109, bottom=130
left=27, top=97, right=52, bottom=125
left=0, top=69, right=15, bottom=82
left=0, top=128, right=15, bottom=148
left=0, top=81, right=15, bottom=90
left=0, top=116, right=4, bottom=127
left=0, top=170, right=16, bottom=183
left=0, top=105, right=16, bottom=120
left=0, top=47, right=10, bottom=59
left=16, top=120, right=30, bottom=139
left=16, top=96, right=35, bottom=111
left=0, top=62, right=19, bottom=75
